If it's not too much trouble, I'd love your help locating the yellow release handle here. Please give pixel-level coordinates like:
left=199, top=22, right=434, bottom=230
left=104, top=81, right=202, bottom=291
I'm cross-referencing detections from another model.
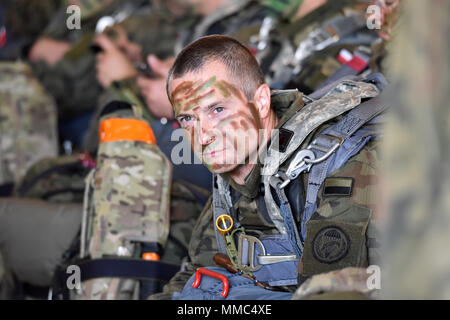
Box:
left=216, top=214, right=234, bottom=235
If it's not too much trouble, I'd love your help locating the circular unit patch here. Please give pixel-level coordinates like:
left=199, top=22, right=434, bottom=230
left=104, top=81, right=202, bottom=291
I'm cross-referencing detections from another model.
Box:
left=312, top=226, right=350, bottom=264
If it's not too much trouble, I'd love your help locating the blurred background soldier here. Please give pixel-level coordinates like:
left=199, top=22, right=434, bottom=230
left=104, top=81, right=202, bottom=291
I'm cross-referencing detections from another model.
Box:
left=380, top=0, right=450, bottom=299
left=240, top=0, right=387, bottom=96
left=26, top=0, right=124, bottom=150
left=0, top=1, right=208, bottom=300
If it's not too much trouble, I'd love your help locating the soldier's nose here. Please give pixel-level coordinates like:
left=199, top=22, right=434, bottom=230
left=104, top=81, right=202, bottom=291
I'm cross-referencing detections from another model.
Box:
left=198, top=127, right=215, bottom=146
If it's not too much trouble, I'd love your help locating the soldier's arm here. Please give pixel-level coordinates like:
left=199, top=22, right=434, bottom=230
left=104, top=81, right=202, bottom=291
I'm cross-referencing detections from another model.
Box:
left=295, top=139, right=381, bottom=299
left=149, top=196, right=218, bottom=300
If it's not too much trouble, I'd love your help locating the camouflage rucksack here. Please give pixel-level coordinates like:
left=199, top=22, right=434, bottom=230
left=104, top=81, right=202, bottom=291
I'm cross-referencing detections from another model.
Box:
left=14, top=153, right=95, bottom=203
left=74, top=101, right=173, bottom=299
left=0, top=61, right=58, bottom=192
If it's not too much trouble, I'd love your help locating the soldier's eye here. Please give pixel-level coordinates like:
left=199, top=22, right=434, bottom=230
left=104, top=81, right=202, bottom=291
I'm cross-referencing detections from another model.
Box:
left=213, top=106, right=224, bottom=114
left=179, top=115, right=193, bottom=123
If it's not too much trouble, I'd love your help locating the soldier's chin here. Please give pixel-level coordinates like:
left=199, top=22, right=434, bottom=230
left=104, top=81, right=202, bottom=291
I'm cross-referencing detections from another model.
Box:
left=205, top=162, right=239, bottom=174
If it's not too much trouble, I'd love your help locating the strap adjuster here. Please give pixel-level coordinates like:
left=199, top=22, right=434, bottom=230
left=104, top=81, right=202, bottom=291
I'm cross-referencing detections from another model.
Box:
left=237, top=234, right=298, bottom=272
left=237, top=234, right=265, bottom=272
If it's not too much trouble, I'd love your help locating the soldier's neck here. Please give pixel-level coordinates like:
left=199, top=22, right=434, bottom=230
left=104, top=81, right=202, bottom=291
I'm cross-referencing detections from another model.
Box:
left=229, top=111, right=279, bottom=186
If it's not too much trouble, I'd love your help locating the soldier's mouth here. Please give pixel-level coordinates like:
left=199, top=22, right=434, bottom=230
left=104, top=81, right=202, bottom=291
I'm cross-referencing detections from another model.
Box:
left=203, top=148, right=227, bottom=158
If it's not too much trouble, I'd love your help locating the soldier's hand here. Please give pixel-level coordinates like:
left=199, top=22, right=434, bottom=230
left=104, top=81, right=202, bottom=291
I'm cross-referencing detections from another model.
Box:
left=28, top=37, right=72, bottom=66
left=94, top=34, right=138, bottom=88
left=136, top=55, right=175, bottom=119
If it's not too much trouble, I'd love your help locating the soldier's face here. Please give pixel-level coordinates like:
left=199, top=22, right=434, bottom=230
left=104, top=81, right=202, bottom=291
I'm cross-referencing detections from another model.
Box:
left=170, top=61, right=262, bottom=174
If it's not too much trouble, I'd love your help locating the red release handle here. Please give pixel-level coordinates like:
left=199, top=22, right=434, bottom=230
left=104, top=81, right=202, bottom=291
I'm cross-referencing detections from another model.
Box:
left=192, top=267, right=229, bottom=298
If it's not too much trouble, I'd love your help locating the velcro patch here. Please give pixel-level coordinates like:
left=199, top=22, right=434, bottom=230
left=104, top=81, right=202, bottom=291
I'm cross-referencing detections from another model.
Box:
left=323, top=177, right=354, bottom=197
left=277, top=128, right=294, bottom=153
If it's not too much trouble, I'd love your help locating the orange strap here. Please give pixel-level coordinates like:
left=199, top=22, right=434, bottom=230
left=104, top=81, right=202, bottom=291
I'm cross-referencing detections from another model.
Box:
left=99, top=118, right=156, bottom=144
left=142, top=252, right=160, bottom=261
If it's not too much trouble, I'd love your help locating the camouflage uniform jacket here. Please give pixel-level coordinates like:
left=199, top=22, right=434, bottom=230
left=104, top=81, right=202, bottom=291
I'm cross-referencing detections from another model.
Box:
left=154, top=88, right=382, bottom=299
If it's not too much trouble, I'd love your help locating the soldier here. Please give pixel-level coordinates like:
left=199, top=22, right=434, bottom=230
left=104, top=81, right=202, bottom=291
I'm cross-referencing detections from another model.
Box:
left=150, top=35, right=387, bottom=300
left=380, top=0, right=450, bottom=299
left=27, top=0, right=152, bottom=149
left=253, top=0, right=386, bottom=94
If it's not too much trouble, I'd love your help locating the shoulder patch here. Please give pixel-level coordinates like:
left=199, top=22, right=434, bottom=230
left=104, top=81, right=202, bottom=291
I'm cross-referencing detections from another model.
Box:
left=312, top=226, right=350, bottom=264
left=323, top=177, right=354, bottom=197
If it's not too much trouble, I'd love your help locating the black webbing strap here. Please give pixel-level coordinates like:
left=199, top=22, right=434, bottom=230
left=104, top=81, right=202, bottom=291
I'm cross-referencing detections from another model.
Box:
left=52, top=258, right=181, bottom=299
left=75, top=258, right=180, bottom=282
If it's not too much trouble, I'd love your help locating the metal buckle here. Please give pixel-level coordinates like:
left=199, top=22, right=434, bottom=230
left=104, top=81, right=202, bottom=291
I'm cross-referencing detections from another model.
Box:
left=237, top=234, right=265, bottom=272
left=285, top=149, right=316, bottom=180
left=271, top=134, right=344, bottom=189
left=237, top=234, right=298, bottom=272
left=305, top=134, right=343, bottom=164
left=257, top=254, right=298, bottom=265
left=273, top=149, right=315, bottom=189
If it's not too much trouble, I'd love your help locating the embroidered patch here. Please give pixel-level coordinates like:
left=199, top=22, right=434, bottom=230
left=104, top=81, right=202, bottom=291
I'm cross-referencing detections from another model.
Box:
left=312, top=226, right=350, bottom=264
left=323, top=177, right=354, bottom=197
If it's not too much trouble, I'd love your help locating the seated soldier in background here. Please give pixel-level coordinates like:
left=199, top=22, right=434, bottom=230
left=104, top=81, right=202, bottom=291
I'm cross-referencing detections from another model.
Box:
left=151, top=35, right=387, bottom=300
left=254, top=0, right=390, bottom=94
left=0, top=1, right=208, bottom=300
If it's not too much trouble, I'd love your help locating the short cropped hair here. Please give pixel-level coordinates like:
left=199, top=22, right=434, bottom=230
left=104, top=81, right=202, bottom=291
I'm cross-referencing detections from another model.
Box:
left=166, top=35, right=265, bottom=102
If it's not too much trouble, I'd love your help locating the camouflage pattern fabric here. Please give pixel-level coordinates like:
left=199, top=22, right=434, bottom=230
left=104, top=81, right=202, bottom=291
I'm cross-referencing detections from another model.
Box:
left=292, top=267, right=374, bottom=300
left=88, top=139, right=172, bottom=256
left=14, top=153, right=94, bottom=203
left=380, top=0, right=450, bottom=299
left=0, top=61, right=58, bottom=187
left=76, top=108, right=172, bottom=299
left=162, top=181, right=211, bottom=265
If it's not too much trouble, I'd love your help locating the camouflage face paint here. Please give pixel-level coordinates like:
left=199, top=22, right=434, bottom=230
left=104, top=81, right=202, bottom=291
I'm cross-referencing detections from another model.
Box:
left=170, top=77, right=263, bottom=172
left=172, top=76, right=217, bottom=116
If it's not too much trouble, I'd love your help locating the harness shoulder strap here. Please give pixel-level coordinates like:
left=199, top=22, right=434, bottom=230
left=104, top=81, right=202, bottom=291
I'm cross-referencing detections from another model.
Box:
left=300, top=91, right=390, bottom=240
left=262, top=80, right=379, bottom=239
left=262, top=80, right=379, bottom=177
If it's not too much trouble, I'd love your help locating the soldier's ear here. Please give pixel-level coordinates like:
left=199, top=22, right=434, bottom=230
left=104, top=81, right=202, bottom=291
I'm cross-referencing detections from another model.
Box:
left=253, top=84, right=271, bottom=119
